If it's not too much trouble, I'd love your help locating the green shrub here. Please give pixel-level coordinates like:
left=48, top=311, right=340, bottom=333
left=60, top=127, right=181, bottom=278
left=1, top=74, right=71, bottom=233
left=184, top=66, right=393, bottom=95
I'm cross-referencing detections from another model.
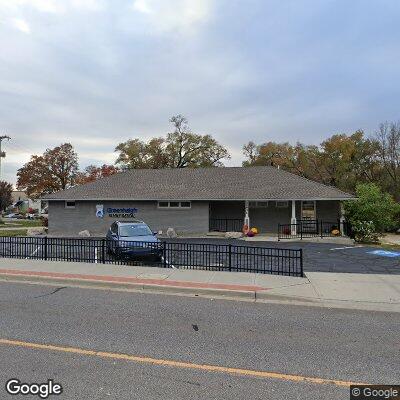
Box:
left=344, top=183, right=400, bottom=234
left=352, top=221, right=380, bottom=243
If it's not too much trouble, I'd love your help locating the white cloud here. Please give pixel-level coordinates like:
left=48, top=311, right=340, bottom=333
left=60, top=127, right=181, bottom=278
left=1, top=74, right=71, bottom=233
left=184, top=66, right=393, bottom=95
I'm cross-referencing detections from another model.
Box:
left=0, top=0, right=61, bottom=13
left=11, top=18, right=31, bottom=33
left=132, top=0, right=152, bottom=14
left=0, top=0, right=104, bottom=14
left=131, top=0, right=214, bottom=33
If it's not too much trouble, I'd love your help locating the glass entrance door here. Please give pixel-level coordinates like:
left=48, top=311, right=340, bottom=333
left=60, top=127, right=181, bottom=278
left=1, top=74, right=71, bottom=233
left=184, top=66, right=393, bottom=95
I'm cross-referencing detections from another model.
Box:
left=301, top=201, right=317, bottom=232
left=301, top=201, right=316, bottom=220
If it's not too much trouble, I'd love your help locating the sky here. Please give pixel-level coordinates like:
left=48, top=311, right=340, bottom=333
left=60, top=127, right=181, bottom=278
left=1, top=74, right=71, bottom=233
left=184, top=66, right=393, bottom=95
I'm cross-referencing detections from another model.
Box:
left=0, top=0, right=399, bottom=185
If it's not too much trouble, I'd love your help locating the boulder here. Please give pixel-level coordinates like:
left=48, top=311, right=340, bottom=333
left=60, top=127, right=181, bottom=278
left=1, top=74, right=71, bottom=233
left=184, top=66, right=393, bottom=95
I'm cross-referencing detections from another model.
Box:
left=27, top=227, right=47, bottom=236
left=166, top=227, right=178, bottom=238
left=78, top=230, right=91, bottom=237
left=224, top=231, right=243, bottom=239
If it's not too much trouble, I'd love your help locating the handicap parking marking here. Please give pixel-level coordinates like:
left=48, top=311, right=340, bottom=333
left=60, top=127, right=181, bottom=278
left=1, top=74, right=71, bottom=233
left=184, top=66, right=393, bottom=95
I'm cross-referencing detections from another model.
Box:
left=367, top=249, right=400, bottom=258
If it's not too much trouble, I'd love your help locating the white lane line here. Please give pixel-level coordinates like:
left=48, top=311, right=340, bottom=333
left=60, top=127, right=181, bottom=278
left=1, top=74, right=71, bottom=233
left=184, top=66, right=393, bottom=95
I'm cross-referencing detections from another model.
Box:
left=25, top=246, right=40, bottom=259
left=329, top=246, right=363, bottom=251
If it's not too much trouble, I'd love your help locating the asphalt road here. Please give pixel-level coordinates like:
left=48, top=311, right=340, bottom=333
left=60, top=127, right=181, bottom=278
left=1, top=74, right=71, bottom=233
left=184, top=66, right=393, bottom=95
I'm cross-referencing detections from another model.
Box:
left=0, top=281, right=398, bottom=399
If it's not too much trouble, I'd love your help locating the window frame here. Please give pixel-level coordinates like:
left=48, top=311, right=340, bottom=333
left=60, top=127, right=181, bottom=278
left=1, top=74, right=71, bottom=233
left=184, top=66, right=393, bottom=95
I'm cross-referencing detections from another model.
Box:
left=275, top=201, right=289, bottom=208
left=65, top=201, right=76, bottom=209
left=157, top=201, right=192, bottom=209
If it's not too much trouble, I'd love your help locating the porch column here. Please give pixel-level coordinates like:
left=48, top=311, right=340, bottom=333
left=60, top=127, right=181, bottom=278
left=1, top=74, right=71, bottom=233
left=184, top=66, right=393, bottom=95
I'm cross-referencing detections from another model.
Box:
left=291, top=200, right=297, bottom=235
left=339, top=202, right=345, bottom=236
left=244, top=200, right=250, bottom=228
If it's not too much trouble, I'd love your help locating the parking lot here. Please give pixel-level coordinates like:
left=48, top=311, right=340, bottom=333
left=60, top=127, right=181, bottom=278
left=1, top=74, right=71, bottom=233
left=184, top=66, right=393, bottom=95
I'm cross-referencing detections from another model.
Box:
left=167, top=238, right=400, bottom=275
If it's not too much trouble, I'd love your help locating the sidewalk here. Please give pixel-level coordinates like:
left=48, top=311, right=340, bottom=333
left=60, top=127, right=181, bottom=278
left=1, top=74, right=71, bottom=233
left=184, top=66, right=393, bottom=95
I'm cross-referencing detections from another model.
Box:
left=0, top=258, right=398, bottom=313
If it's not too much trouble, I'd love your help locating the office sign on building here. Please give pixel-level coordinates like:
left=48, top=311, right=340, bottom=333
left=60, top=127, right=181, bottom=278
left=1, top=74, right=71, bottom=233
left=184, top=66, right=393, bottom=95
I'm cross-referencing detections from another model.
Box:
left=106, top=207, right=138, bottom=218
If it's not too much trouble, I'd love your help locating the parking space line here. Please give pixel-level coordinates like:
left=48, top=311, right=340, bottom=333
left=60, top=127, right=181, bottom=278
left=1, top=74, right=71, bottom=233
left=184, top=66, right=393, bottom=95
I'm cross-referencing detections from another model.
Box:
left=329, top=246, right=363, bottom=251
left=0, top=338, right=367, bottom=387
left=25, top=246, right=40, bottom=259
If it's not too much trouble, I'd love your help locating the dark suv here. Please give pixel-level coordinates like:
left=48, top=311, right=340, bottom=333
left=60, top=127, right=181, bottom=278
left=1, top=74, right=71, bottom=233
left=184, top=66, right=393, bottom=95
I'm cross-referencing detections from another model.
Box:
left=106, top=220, right=162, bottom=260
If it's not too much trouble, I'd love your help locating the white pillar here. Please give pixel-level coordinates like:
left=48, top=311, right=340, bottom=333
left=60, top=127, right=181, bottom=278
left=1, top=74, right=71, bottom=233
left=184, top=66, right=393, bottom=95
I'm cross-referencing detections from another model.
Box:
left=339, top=202, right=345, bottom=236
left=244, top=200, right=250, bottom=228
left=291, top=200, right=297, bottom=235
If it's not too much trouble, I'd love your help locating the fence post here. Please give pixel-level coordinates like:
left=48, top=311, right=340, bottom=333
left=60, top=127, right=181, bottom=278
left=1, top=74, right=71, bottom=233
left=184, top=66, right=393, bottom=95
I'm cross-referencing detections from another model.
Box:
left=102, top=239, right=106, bottom=264
left=300, top=222, right=303, bottom=240
left=163, top=241, right=167, bottom=268
left=320, top=220, right=323, bottom=238
left=299, top=249, right=303, bottom=277
left=228, top=244, right=232, bottom=271
left=44, top=236, right=48, bottom=261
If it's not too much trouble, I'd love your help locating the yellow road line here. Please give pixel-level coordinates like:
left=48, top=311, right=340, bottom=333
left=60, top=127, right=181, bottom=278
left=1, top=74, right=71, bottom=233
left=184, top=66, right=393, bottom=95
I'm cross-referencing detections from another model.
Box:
left=0, top=338, right=366, bottom=387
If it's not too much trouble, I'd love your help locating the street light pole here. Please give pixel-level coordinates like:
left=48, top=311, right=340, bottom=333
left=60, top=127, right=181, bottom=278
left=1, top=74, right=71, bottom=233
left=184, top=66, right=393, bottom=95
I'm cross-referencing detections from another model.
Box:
left=0, top=135, right=11, bottom=181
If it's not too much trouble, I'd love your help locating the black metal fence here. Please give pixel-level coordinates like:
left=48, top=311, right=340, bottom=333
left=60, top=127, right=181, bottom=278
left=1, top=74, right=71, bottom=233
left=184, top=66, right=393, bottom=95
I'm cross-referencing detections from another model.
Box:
left=278, top=219, right=350, bottom=240
left=209, top=218, right=243, bottom=232
left=0, top=236, right=303, bottom=277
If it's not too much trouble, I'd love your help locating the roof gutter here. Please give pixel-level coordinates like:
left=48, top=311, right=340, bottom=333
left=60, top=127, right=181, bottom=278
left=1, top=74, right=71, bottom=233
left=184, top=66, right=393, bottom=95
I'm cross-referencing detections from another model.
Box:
left=43, top=197, right=356, bottom=202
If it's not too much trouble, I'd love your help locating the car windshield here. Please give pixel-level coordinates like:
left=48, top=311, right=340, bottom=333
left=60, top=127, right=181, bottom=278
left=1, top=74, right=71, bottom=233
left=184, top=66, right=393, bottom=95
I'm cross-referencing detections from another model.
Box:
left=119, top=224, right=153, bottom=237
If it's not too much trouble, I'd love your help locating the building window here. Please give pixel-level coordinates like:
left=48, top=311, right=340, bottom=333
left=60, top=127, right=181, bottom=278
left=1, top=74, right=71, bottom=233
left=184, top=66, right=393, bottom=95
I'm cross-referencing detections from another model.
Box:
left=157, top=201, right=191, bottom=209
left=275, top=201, right=288, bottom=208
left=65, top=201, right=76, bottom=209
left=249, top=201, right=269, bottom=208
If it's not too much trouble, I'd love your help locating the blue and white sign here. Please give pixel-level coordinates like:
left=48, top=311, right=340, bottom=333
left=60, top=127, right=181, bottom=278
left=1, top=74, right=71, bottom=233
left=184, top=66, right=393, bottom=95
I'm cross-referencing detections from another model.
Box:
left=368, top=250, right=400, bottom=258
left=95, top=204, right=104, bottom=218
left=107, top=207, right=138, bottom=218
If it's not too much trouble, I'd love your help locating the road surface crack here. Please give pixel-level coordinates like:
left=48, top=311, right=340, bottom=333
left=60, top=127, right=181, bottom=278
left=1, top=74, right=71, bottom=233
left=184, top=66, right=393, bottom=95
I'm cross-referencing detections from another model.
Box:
left=34, top=287, right=67, bottom=299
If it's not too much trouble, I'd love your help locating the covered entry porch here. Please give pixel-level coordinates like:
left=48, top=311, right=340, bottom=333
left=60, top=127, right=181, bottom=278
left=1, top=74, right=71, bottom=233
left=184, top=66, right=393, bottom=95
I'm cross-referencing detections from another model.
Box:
left=209, top=200, right=345, bottom=234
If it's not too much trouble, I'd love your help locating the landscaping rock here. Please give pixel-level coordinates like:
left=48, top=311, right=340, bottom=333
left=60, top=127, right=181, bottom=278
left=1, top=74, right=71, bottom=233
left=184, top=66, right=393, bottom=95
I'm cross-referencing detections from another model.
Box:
left=78, top=230, right=91, bottom=237
left=166, top=227, right=178, bottom=238
left=225, top=231, right=243, bottom=239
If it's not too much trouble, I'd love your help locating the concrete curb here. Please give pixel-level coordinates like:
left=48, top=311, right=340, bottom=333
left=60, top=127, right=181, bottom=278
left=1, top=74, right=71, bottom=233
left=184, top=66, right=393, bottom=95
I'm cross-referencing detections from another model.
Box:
left=0, top=273, right=257, bottom=301
left=255, top=291, right=400, bottom=313
left=1, top=271, right=399, bottom=313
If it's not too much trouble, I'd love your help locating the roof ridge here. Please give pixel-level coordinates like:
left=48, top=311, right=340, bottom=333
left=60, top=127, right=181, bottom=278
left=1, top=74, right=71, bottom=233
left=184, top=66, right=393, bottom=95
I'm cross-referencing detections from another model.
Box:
left=42, top=165, right=355, bottom=200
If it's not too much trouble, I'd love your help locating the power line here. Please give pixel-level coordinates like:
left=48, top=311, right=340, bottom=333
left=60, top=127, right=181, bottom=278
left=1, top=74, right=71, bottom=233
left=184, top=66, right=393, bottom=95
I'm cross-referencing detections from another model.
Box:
left=0, top=135, right=11, bottom=181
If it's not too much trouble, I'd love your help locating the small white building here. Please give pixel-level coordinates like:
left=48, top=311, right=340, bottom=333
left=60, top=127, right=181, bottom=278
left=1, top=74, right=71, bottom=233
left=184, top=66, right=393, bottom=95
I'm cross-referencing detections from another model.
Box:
left=11, top=190, right=44, bottom=214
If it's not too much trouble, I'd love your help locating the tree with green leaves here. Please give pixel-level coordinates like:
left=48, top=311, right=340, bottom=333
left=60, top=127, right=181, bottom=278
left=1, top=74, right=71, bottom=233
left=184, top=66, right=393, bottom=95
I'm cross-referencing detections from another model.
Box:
left=115, top=115, right=230, bottom=169
left=344, top=183, right=400, bottom=235
left=242, top=130, right=383, bottom=195
left=375, top=121, right=400, bottom=199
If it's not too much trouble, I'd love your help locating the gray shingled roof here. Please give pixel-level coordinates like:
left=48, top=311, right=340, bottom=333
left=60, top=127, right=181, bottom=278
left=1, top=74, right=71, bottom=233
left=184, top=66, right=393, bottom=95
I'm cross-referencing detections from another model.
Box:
left=43, top=166, right=355, bottom=201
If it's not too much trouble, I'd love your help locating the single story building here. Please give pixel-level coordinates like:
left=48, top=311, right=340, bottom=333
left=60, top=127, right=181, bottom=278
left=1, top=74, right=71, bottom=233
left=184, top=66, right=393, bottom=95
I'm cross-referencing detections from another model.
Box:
left=43, top=166, right=354, bottom=236
left=11, top=190, right=44, bottom=214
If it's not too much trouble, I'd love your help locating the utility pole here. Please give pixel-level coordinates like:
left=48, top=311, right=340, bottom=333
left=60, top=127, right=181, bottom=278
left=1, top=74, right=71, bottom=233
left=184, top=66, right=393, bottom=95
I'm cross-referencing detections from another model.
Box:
left=0, top=135, right=11, bottom=181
